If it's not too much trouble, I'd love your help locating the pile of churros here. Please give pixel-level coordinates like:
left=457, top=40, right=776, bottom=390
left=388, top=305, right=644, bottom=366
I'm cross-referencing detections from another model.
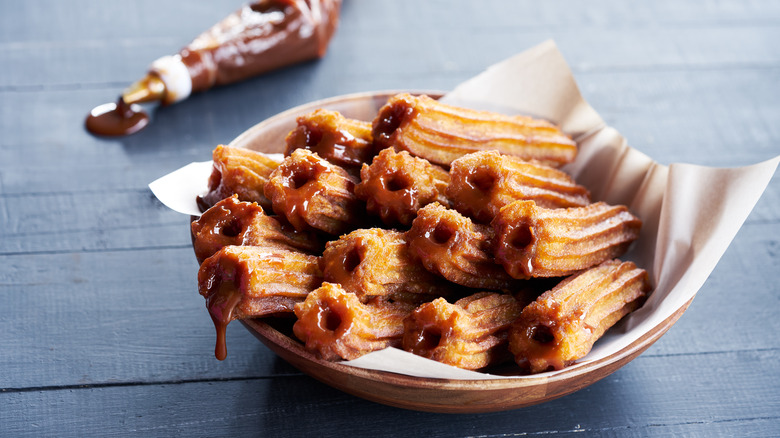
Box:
left=192, top=93, right=651, bottom=374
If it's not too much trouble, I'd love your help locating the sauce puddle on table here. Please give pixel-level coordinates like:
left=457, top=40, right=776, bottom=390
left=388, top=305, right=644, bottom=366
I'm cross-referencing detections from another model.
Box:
left=85, top=97, right=149, bottom=136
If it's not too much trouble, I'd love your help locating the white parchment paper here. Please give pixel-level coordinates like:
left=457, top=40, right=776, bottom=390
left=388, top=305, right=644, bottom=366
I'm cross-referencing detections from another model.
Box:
left=150, top=40, right=779, bottom=380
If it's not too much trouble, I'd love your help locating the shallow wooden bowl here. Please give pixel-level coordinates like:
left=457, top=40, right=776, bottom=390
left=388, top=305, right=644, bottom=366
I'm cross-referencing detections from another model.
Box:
left=226, top=91, right=692, bottom=413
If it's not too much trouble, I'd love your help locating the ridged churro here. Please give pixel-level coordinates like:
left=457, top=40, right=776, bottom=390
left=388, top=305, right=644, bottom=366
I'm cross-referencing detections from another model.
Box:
left=191, top=196, right=322, bottom=263
left=403, top=292, right=523, bottom=370
left=198, top=245, right=323, bottom=360
left=448, top=150, right=590, bottom=223
left=372, top=93, right=577, bottom=167
left=406, top=203, right=519, bottom=290
left=197, top=145, right=281, bottom=211
left=320, top=228, right=447, bottom=303
left=355, top=148, right=450, bottom=226
left=285, top=109, right=374, bottom=170
left=264, top=148, right=363, bottom=235
left=508, top=260, right=650, bottom=373
left=492, top=200, right=642, bottom=278
left=293, top=282, right=416, bottom=360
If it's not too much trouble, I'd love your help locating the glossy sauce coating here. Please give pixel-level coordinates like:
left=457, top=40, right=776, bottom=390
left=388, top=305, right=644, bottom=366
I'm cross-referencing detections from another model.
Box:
left=355, top=148, right=450, bottom=226
left=285, top=109, right=374, bottom=169
left=293, top=282, right=415, bottom=360
left=406, top=203, right=519, bottom=290
left=85, top=97, right=149, bottom=136
left=198, top=245, right=322, bottom=360
left=191, top=196, right=322, bottom=263
left=265, top=149, right=362, bottom=234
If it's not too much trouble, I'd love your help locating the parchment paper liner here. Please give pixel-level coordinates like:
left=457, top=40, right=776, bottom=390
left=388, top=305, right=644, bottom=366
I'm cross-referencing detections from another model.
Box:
left=150, top=40, right=779, bottom=380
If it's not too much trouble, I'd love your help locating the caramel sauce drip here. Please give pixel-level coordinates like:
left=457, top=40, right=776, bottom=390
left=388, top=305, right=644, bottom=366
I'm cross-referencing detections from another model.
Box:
left=202, top=256, right=243, bottom=361
left=85, top=97, right=149, bottom=136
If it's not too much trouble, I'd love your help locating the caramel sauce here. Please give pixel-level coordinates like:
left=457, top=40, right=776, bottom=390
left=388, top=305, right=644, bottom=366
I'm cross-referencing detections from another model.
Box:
left=501, top=219, right=537, bottom=277
left=373, top=100, right=416, bottom=148
left=85, top=97, right=149, bottom=136
left=518, top=324, right=567, bottom=372
left=458, top=166, right=497, bottom=222
left=299, top=125, right=371, bottom=168
left=280, top=167, right=327, bottom=230
left=205, top=270, right=243, bottom=361
left=407, top=323, right=445, bottom=356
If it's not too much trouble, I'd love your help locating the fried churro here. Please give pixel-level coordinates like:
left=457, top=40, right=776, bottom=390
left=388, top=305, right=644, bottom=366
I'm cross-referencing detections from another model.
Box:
left=285, top=109, right=374, bottom=169
left=406, top=203, right=519, bottom=290
left=355, top=148, right=450, bottom=226
left=320, top=228, right=447, bottom=303
left=403, top=292, right=523, bottom=370
left=448, top=150, right=590, bottom=223
left=492, top=200, right=642, bottom=278
left=372, top=93, right=577, bottom=167
left=293, top=282, right=416, bottom=360
left=198, top=245, right=323, bottom=360
left=192, top=196, right=322, bottom=263
left=508, top=260, right=650, bottom=373
left=197, top=145, right=281, bottom=212
left=264, top=148, right=363, bottom=235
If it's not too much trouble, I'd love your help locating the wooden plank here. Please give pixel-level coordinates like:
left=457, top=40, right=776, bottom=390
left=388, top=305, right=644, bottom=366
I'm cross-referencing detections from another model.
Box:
left=1, top=0, right=778, bottom=435
left=0, top=220, right=777, bottom=388
left=0, top=247, right=300, bottom=390
left=3, top=0, right=780, bottom=47
left=1, top=349, right=778, bottom=436
left=2, top=1, right=780, bottom=88
left=2, top=24, right=779, bottom=89
left=0, top=66, right=778, bottom=198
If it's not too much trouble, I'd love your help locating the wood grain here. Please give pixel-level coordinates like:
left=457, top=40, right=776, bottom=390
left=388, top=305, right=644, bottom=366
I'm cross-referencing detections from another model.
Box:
left=1, top=0, right=778, bottom=434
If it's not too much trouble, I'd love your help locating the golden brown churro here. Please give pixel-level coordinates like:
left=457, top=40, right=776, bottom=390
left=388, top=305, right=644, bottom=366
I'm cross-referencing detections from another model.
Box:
left=406, top=203, right=519, bottom=290
left=320, top=228, right=447, bottom=303
left=293, top=282, right=416, bottom=360
left=284, top=109, right=374, bottom=169
left=448, top=150, right=590, bottom=223
left=492, top=200, right=642, bottom=278
left=508, top=260, right=650, bottom=373
left=355, top=148, right=450, bottom=226
left=197, top=145, right=281, bottom=211
left=264, top=148, right=363, bottom=235
left=372, top=93, right=577, bottom=167
left=191, top=196, right=322, bottom=263
left=403, top=292, right=523, bottom=370
left=198, top=245, right=323, bottom=360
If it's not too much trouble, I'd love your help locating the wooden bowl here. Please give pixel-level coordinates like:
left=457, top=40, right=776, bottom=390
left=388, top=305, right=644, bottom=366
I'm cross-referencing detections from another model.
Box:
left=226, top=91, right=692, bottom=413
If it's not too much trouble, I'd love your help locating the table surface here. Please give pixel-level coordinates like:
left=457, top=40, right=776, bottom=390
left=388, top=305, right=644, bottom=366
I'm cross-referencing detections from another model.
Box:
left=2, top=1, right=779, bottom=436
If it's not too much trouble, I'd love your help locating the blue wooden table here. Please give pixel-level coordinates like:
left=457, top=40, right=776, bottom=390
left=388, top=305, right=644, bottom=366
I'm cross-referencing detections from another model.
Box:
left=2, top=1, right=779, bottom=435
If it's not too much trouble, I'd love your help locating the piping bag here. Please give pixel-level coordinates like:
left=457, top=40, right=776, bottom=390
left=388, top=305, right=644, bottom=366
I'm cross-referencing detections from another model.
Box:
left=86, top=0, right=342, bottom=136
